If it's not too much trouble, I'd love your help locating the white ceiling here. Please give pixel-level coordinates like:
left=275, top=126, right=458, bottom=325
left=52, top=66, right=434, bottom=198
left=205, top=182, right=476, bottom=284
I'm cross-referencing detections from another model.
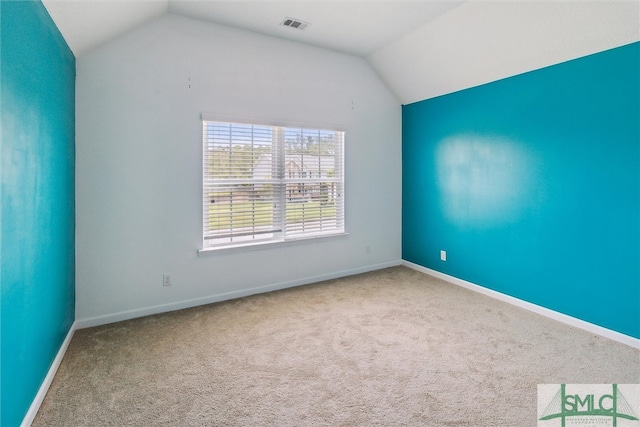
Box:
left=43, top=1, right=168, bottom=56
left=42, top=0, right=465, bottom=57
left=42, top=0, right=639, bottom=104
left=370, top=0, right=640, bottom=104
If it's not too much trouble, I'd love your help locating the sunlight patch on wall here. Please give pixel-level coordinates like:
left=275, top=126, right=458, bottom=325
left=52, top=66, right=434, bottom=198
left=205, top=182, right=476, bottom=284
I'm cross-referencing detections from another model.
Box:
left=436, top=134, right=534, bottom=228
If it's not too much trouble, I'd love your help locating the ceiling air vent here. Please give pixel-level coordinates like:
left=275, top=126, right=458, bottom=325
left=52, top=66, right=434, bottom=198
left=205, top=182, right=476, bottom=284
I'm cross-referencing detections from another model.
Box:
left=280, top=17, right=310, bottom=31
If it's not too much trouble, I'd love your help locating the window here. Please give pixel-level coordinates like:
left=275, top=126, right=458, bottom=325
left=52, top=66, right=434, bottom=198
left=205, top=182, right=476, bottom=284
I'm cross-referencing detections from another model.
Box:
left=202, top=118, right=345, bottom=250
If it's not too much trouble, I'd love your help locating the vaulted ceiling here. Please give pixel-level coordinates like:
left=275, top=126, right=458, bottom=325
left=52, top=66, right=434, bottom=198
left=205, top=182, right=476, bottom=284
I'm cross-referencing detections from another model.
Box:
left=42, top=0, right=639, bottom=104
left=42, top=0, right=464, bottom=57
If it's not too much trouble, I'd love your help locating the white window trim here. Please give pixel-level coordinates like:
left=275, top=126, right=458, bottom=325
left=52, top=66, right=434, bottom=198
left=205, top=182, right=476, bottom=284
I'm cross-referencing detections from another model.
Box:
left=199, top=114, right=347, bottom=253
left=197, top=231, right=350, bottom=256
left=200, top=113, right=347, bottom=134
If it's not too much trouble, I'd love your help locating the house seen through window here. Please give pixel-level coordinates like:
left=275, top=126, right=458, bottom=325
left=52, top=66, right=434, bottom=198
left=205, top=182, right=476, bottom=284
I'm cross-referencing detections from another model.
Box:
left=202, top=119, right=345, bottom=249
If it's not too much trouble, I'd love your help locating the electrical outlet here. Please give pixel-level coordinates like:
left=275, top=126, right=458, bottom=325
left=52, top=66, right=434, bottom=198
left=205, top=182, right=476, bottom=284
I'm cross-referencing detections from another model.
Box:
left=163, top=274, right=172, bottom=286
left=440, top=250, right=447, bottom=261
left=365, top=245, right=371, bottom=254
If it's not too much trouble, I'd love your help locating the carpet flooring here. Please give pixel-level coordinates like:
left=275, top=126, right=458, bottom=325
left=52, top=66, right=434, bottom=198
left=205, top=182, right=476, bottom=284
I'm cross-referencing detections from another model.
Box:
left=33, top=266, right=639, bottom=426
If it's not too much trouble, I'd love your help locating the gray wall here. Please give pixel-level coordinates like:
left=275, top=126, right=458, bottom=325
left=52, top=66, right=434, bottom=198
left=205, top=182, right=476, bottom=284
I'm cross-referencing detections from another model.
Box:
left=75, top=14, right=402, bottom=325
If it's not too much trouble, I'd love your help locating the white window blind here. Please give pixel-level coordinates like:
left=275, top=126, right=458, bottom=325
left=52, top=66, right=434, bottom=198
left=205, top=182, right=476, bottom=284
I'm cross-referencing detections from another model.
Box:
left=203, top=119, right=344, bottom=249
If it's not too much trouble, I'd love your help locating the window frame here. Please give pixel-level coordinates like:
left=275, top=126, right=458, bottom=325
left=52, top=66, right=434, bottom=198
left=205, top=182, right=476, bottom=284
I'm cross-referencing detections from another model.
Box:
left=199, top=114, right=346, bottom=253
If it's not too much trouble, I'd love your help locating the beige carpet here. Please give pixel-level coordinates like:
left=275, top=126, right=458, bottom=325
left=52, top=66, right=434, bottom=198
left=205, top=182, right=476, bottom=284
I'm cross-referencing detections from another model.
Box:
left=33, top=266, right=639, bottom=426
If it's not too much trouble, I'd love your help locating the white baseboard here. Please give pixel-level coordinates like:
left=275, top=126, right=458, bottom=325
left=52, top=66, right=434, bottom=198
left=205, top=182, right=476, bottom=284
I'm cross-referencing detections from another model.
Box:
left=21, top=321, right=78, bottom=427
left=76, top=260, right=403, bottom=329
left=402, top=260, right=640, bottom=350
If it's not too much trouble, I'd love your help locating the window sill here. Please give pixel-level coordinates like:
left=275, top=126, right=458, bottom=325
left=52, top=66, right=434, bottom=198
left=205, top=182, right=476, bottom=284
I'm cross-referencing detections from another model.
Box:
left=197, top=232, right=349, bottom=256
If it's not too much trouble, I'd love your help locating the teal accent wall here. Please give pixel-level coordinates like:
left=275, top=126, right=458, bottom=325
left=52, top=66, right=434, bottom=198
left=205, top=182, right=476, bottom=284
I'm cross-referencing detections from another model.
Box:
left=403, top=42, right=639, bottom=339
left=1, top=1, right=75, bottom=426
